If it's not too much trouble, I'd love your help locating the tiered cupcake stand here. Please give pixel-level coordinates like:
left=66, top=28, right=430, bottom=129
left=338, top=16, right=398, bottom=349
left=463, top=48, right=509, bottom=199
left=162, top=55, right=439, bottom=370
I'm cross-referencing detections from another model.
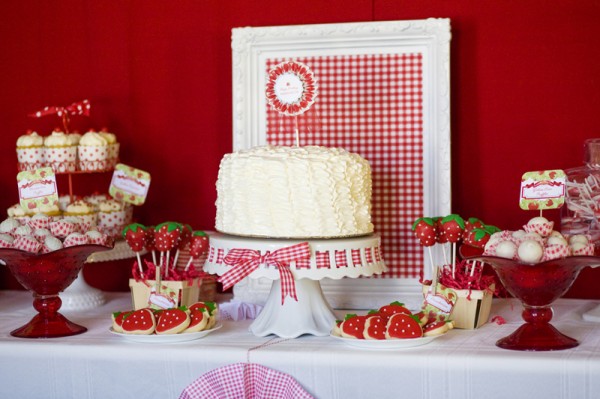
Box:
left=204, top=233, right=387, bottom=338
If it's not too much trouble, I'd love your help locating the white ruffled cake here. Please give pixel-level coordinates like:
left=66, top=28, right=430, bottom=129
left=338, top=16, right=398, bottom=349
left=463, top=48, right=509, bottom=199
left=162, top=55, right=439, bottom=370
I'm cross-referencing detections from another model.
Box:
left=215, top=145, right=374, bottom=238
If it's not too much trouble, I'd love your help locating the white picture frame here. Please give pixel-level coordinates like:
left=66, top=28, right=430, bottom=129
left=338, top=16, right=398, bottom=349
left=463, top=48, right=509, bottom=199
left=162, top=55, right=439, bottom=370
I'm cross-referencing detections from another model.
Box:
left=230, top=18, right=451, bottom=310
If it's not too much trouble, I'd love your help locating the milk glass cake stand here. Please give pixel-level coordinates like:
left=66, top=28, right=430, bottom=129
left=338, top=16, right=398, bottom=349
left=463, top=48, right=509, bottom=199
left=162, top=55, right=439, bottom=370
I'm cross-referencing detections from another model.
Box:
left=204, top=233, right=387, bottom=338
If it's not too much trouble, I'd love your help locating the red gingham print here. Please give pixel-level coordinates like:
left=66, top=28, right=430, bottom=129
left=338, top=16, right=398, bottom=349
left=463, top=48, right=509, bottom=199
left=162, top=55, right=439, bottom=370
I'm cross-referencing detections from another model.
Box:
left=335, top=250, right=348, bottom=268
left=216, top=248, right=225, bottom=264
left=179, top=363, right=314, bottom=399
left=207, top=247, right=215, bottom=263
left=266, top=53, right=424, bottom=278
left=315, top=251, right=330, bottom=269
left=219, top=242, right=311, bottom=304
left=295, top=258, right=311, bottom=269
left=351, top=249, right=362, bottom=266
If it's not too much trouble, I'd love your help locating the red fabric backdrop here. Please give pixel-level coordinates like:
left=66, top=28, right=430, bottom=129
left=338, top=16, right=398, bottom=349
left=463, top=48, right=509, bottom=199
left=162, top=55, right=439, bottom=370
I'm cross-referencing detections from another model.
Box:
left=1, top=0, right=599, bottom=296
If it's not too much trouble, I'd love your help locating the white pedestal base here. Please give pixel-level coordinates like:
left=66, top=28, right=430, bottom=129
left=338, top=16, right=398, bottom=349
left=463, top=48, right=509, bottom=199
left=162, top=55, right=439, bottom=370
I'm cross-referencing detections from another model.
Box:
left=249, top=279, right=336, bottom=338
left=583, top=303, right=600, bottom=322
left=61, top=270, right=106, bottom=311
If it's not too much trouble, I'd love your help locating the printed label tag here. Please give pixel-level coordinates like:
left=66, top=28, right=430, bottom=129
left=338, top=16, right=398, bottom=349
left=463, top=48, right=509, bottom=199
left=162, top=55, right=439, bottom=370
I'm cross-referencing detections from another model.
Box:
left=17, top=167, right=59, bottom=213
left=109, top=163, right=151, bottom=205
left=421, top=284, right=457, bottom=323
left=520, top=170, right=565, bottom=210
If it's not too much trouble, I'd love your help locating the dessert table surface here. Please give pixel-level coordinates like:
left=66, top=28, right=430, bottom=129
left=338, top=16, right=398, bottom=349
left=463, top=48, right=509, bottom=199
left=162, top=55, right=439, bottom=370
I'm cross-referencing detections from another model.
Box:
left=0, top=290, right=599, bottom=399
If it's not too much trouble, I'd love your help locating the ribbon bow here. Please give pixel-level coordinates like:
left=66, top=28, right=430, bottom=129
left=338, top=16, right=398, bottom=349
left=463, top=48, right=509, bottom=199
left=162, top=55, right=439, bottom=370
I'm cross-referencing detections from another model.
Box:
left=29, top=99, right=91, bottom=133
left=219, top=242, right=311, bottom=304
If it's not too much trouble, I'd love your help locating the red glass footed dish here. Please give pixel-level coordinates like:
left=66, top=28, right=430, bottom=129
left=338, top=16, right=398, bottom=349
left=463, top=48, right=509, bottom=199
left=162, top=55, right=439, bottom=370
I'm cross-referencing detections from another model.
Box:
left=461, top=245, right=600, bottom=351
left=0, top=244, right=113, bottom=338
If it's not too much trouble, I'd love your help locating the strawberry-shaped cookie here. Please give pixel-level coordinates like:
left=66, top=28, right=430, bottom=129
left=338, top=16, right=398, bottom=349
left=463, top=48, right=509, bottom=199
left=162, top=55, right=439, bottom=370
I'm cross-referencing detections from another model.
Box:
left=385, top=313, right=423, bottom=339
left=189, top=301, right=218, bottom=329
left=440, top=214, right=465, bottom=243
left=185, top=307, right=210, bottom=333
left=111, top=310, right=133, bottom=333
left=363, top=314, right=386, bottom=340
left=412, top=217, right=436, bottom=247
left=184, top=231, right=209, bottom=271
left=121, top=308, right=156, bottom=335
left=156, top=307, right=191, bottom=335
left=423, top=320, right=454, bottom=337
left=122, top=223, right=147, bottom=271
left=340, top=314, right=367, bottom=339
left=378, top=301, right=411, bottom=321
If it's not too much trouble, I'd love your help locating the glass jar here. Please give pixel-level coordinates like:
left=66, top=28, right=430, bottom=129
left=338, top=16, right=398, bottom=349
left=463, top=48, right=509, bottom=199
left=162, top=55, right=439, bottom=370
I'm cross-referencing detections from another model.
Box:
left=562, top=138, right=600, bottom=250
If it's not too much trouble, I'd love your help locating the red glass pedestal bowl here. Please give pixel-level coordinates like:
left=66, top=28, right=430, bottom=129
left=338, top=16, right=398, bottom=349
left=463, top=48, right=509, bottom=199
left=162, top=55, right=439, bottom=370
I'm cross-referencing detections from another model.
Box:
left=0, top=244, right=112, bottom=338
left=462, top=247, right=600, bottom=351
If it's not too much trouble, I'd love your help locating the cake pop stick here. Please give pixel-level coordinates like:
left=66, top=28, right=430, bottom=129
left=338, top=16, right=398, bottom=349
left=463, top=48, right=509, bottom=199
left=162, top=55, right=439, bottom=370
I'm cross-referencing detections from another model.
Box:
left=412, top=217, right=437, bottom=290
left=184, top=231, right=209, bottom=271
left=172, top=223, right=190, bottom=268
left=122, top=223, right=147, bottom=274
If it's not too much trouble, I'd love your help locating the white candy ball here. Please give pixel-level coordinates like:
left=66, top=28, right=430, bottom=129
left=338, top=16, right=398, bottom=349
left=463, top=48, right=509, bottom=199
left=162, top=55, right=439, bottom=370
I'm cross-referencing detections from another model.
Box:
left=547, top=235, right=568, bottom=246
left=528, top=216, right=549, bottom=225
left=495, top=240, right=517, bottom=259
left=569, top=234, right=589, bottom=245
left=518, top=240, right=544, bottom=263
left=570, top=242, right=588, bottom=253
left=511, top=230, right=527, bottom=240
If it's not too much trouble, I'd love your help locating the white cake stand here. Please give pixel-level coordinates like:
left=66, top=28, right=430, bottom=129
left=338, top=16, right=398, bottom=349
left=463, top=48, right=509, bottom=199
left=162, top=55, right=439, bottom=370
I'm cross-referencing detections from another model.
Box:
left=60, top=240, right=143, bottom=311
left=204, top=233, right=387, bottom=338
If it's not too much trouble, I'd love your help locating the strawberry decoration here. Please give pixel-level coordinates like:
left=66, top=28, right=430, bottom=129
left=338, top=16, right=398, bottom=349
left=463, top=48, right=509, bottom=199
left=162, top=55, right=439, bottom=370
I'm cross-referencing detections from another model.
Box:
left=111, top=310, right=132, bottom=333
left=184, top=231, right=209, bottom=271
left=412, top=217, right=436, bottom=247
left=144, top=226, right=157, bottom=264
left=185, top=307, right=209, bottom=333
left=378, top=301, right=411, bottom=321
left=423, top=320, right=453, bottom=337
left=121, top=308, right=156, bottom=335
left=434, top=217, right=447, bottom=244
left=122, top=223, right=147, bottom=273
left=340, top=314, right=367, bottom=339
left=363, top=314, right=386, bottom=340
left=189, top=301, right=218, bottom=329
left=385, top=313, right=423, bottom=339
left=172, top=223, right=193, bottom=268
left=156, top=307, right=190, bottom=335
left=155, top=221, right=182, bottom=276
left=440, top=214, right=465, bottom=243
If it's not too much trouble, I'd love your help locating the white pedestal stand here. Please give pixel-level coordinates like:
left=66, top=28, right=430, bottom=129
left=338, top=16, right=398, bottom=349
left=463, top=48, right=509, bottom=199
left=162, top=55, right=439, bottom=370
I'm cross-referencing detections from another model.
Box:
left=583, top=303, right=600, bottom=322
left=61, top=270, right=106, bottom=310
left=250, top=278, right=336, bottom=338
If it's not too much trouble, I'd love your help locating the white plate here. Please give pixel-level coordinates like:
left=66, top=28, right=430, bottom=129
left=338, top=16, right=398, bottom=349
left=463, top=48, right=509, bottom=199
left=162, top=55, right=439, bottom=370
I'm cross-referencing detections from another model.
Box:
left=330, top=333, right=441, bottom=349
left=110, top=324, right=222, bottom=343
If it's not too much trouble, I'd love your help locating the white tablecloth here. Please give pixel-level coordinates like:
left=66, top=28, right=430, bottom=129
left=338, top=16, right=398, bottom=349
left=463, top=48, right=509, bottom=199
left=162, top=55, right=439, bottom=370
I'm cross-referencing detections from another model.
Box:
left=0, top=290, right=599, bottom=399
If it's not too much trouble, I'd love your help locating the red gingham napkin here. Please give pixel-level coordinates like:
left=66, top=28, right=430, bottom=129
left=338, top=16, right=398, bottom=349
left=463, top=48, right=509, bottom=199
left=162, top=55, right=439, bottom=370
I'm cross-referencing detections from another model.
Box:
left=179, top=363, right=314, bottom=399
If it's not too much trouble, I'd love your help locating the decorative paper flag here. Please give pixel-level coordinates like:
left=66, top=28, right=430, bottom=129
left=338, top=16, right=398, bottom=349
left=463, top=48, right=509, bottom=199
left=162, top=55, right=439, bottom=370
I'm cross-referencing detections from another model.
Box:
left=28, top=99, right=91, bottom=133
left=17, top=167, right=59, bottom=212
left=519, top=170, right=566, bottom=211
left=109, top=163, right=151, bottom=205
left=266, top=61, right=318, bottom=117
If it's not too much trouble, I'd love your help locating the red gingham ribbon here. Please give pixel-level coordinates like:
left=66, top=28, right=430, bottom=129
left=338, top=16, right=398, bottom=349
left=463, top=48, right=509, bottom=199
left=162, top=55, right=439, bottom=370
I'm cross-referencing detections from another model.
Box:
left=219, top=242, right=311, bottom=304
left=29, top=99, right=91, bottom=118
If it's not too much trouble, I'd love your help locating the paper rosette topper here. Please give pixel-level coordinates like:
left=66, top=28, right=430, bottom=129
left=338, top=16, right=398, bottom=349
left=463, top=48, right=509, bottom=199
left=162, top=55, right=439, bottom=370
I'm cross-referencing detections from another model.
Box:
left=28, top=99, right=91, bottom=133
left=266, top=61, right=318, bottom=116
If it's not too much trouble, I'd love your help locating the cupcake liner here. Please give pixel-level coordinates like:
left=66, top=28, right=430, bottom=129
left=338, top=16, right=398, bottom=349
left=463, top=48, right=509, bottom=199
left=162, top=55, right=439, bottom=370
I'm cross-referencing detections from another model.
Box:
left=107, top=143, right=120, bottom=169
left=0, top=234, right=14, bottom=248
left=33, top=228, right=52, bottom=242
left=85, top=231, right=108, bottom=245
left=16, top=147, right=45, bottom=171
left=78, top=145, right=109, bottom=171
left=97, top=210, right=127, bottom=237
left=541, top=244, right=570, bottom=261
left=13, top=235, right=42, bottom=253
left=45, top=146, right=77, bottom=173
left=50, top=220, right=76, bottom=238
left=64, top=233, right=89, bottom=247
left=523, top=221, right=554, bottom=237
left=28, top=215, right=51, bottom=230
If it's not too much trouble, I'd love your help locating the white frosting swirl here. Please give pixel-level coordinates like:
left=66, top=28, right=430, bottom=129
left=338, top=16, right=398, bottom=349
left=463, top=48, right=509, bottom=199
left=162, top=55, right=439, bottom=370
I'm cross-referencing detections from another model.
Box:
left=44, top=131, right=71, bottom=147
left=80, top=131, right=108, bottom=146
left=16, top=131, right=43, bottom=147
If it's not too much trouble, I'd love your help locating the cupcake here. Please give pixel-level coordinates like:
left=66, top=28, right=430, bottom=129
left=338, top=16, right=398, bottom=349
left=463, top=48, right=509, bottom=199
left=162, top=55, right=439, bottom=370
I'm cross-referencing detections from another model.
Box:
left=44, top=129, right=77, bottom=173
left=6, top=203, right=32, bottom=225
left=99, top=129, right=119, bottom=169
left=63, top=200, right=97, bottom=230
left=97, top=198, right=127, bottom=237
left=78, top=130, right=109, bottom=171
left=16, top=131, right=45, bottom=171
